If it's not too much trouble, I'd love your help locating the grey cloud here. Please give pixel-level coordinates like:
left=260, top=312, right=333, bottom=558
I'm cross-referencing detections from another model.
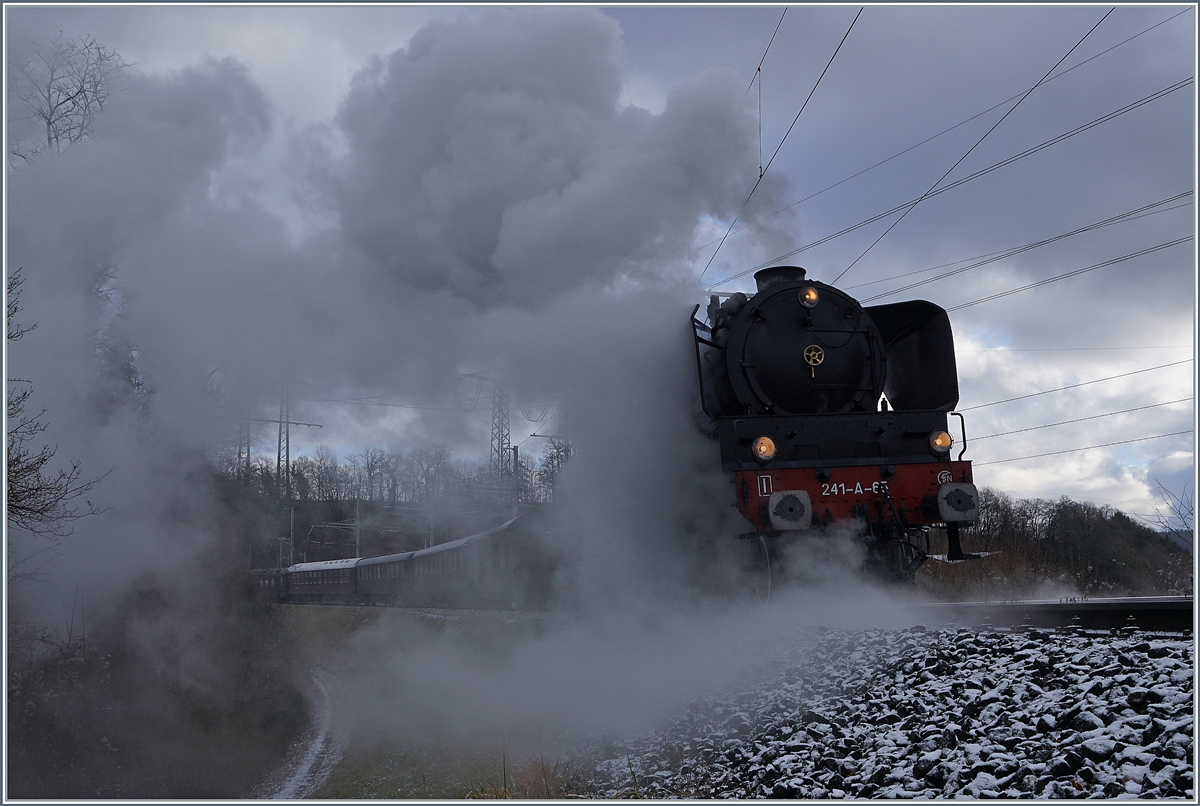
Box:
left=334, top=7, right=784, bottom=304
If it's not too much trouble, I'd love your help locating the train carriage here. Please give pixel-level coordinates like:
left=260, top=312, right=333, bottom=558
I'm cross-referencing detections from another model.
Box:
left=276, top=513, right=556, bottom=609
left=285, top=557, right=360, bottom=603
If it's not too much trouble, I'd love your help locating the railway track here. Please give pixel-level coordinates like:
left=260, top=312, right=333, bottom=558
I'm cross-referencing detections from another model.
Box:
left=272, top=590, right=1192, bottom=633
left=912, top=594, right=1193, bottom=632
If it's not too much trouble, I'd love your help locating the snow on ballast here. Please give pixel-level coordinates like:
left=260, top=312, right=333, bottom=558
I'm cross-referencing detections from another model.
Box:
left=593, top=625, right=1193, bottom=799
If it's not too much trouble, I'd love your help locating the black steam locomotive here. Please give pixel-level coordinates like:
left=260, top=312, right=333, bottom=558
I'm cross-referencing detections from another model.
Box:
left=692, top=266, right=979, bottom=580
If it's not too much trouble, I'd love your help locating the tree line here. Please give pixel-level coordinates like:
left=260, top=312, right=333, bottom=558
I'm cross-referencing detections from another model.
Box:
left=219, top=438, right=574, bottom=506
left=923, top=486, right=1193, bottom=598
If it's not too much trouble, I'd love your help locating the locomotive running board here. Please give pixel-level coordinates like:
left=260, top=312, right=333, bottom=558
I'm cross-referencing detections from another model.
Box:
left=926, top=551, right=998, bottom=562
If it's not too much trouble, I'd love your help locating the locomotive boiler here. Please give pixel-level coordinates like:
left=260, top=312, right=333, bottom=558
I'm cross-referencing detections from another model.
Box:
left=692, top=265, right=979, bottom=580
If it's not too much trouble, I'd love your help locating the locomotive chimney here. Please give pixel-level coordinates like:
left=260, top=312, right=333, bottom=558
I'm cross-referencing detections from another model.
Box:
left=753, top=265, right=807, bottom=292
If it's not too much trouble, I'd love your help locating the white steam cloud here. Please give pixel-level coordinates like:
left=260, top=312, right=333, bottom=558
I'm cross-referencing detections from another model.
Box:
left=7, top=6, right=916, bottom=769
left=8, top=6, right=799, bottom=610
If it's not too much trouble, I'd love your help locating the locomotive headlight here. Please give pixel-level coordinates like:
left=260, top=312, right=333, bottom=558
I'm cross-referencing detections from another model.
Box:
left=799, top=286, right=820, bottom=308
left=752, top=436, right=777, bottom=462
left=929, top=430, right=953, bottom=454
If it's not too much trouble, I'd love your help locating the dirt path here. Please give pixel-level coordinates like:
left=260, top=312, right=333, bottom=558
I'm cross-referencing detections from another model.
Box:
left=258, top=671, right=345, bottom=799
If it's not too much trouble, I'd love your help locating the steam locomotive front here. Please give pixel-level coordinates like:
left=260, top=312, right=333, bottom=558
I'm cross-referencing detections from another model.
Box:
left=715, top=265, right=886, bottom=416
left=693, top=265, right=979, bottom=579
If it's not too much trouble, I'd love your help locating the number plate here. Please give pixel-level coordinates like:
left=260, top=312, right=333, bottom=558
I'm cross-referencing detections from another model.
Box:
left=820, top=481, right=890, bottom=497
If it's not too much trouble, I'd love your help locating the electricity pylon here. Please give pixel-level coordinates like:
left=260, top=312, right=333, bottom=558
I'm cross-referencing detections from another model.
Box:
left=461, top=372, right=511, bottom=479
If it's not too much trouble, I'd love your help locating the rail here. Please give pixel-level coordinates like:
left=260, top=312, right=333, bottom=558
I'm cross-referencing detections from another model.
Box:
left=911, top=595, right=1193, bottom=632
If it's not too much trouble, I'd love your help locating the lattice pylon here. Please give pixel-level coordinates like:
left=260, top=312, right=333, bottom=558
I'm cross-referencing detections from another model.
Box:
left=276, top=383, right=290, bottom=499
left=490, top=382, right=511, bottom=478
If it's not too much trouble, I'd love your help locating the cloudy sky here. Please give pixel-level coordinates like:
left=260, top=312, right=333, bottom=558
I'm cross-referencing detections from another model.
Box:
left=5, top=2, right=1195, bottom=554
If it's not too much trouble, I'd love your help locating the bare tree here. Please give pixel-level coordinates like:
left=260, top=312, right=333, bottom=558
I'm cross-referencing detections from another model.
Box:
left=1152, top=478, right=1194, bottom=546
left=7, top=270, right=107, bottom=583
left=363, top=448, right=388, bottom=501
left=8, top=32, right=128, bottom=163
left=535, top=438, right=573, bottom=501
left=311, top=446, right=340, bottom=501
left=410, top=445, right=450, bottom=501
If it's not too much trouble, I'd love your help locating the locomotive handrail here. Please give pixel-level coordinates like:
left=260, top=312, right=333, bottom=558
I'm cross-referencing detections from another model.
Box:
left=952, top=411, right=968, bottom=461
left=691, top=304, right=717, bottom=420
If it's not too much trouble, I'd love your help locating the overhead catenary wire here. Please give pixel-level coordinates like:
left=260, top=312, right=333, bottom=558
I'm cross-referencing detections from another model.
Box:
left=858, top=193, right=1192, bottom=303
left=944, top=235, right=1192, bottom=312
left=974, top=430, right=1193, bottom=466
left=703, top=76, right=1193, bottom=291
left=958, top=359, right=1193, bottom=411
left=959, top=345, right=1192, bottom=352
left=852, top=199, right=1192, bottom=294
left=831, top=8, right=1115, bottom=285
left=456, top=376, right=486, bottom=411
left=850, top=200, right=1192, bottom=294
left=744, top=8, right=789, bottom=178
left=294, top=380, right=428, bottom=405
left=698, top=7, right=862, bottom=281
left=693, top=7, right=1193, bottom=256
left=972, top=397, right=1193, bottom=441
left=519, top=403, right=552, bottom=423
left=743, top=8, right=789, bottom=98
left=293, top=377, right=496, bottom=412
left=293, top=397, right=462, bottom=411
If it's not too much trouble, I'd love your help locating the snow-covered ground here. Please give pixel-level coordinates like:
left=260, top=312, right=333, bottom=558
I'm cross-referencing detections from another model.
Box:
left=593, top=626, right=1194, bottom=799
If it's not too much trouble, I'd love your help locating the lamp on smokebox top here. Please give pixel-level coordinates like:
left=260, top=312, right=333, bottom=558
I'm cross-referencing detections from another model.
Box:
left=799, top=286, right=819, bottom=308
left=929, top=430, right=953, bottom=455
left=753, top=436, right=777, bottom=462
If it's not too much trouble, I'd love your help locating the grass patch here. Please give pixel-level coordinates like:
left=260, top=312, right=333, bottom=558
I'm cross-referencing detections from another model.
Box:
left=312, top=736, right=605, bottom=798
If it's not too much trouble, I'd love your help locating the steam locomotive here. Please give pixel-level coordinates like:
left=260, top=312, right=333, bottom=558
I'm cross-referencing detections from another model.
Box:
left=691, top=266, right=979, bottom=581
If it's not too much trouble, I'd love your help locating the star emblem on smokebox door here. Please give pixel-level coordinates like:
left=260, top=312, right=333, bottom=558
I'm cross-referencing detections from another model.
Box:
left=803, top=344, right=824, bottom=377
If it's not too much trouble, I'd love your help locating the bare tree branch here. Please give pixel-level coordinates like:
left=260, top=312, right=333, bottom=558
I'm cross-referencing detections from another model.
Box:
left=7, top=271, right=36, bottom=343
left=1152, top=478, right=1194, bottom=544
left=7, top=32, right=129, bottom=164
left=6, top=268, right=108, bottom=558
